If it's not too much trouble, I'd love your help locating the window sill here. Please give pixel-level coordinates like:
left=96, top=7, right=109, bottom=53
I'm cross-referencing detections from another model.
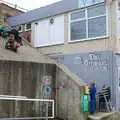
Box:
left=25, top=29, right=31, bottom=32
left=19, top=30, right=23, bottom=33
left=68, top=36, right=109, bottom=44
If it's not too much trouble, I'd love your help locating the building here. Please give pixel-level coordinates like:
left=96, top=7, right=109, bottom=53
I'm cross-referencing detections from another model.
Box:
left=7, top=0, right=120, bottom=110
left=0, top=0, right=26, bottom=24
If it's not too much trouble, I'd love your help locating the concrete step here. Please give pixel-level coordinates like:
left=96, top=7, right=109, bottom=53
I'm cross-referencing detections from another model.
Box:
left=88, top=112, right=116, bottom=120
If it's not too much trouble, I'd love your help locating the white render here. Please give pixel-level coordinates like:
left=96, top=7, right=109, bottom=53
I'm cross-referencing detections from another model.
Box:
left=33, top=14, right=64, bottom=47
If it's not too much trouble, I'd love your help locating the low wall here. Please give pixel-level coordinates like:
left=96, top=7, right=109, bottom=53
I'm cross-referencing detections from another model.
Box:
left=0, top=60, right=86, bottom=119
left=55, top=67, right=86, bottom=120
left=0, top=60, right=56, bottom=118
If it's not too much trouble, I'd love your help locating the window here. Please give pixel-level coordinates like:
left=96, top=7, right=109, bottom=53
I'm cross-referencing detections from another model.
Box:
left=71, top=20, right=86, bottom=40
left=70, top=3, right=107, bottom=41
left=88, top=16, right=106, bottom=38
left=18, top=24, right=25, bottom=32
left=71, top=10, right=85, bottom=20
left=79, top=0, right=104, bottom=8
left=25, top=23, right=31, bottom=31
left=18, top=25, right=22, bottom=32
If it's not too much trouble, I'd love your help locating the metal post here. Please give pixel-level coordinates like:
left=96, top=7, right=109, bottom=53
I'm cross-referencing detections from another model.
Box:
left=45, top=102, right=48, bottom=120
left=52, top=100, right=54, bottom=118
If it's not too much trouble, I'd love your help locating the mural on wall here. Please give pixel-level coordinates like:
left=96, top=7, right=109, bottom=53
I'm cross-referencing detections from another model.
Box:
left=61, top=51, right=113, bottom=90
left=40, top=76, right=53, bottom=116
left=73, top=53, right=109, bottom=72
left=78, top=0, right=104, bottom=8
left=41, top=76, right=52, bottom=99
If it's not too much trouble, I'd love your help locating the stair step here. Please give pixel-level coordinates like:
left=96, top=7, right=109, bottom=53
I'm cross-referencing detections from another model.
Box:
left=88, top=112, right=116, bottom=120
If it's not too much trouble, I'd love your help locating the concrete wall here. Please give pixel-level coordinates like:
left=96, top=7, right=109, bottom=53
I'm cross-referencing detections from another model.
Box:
left=0, top=60, right=56, bottom=118
left=0, top=60, right=86, bottom=119
left=36, top=44, right=64, bottom=56
left=55, top=67, right=86, bottom=120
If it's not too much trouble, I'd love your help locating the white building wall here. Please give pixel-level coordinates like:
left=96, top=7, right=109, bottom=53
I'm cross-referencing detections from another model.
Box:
left=116, top=1, right=120, bottom=52
left=33, top=14, right=64, bottom=47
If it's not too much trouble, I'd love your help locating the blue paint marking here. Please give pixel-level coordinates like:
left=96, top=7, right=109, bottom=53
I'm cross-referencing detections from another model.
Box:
left=43, top=86, right=52, bottom=94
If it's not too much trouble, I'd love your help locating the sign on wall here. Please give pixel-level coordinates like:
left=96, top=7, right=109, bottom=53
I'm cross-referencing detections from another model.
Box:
left=73, top=53, right=109, bottom=72
left=79, top=0, right=105, bottom=8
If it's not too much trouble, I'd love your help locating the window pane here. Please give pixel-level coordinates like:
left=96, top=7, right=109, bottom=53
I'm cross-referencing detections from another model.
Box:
left=26, top=24, right=31, bottom=30
left=71, top=11, right=85, bottom=20
left=88, top=16, right=106, bottom=38
left=71, top=20, right=86, bottom=40
left=22, top=24, right=25, bottom=31
left=88, top=4, right=106, bottom=18
left=79, top=0, right=104, bottom=8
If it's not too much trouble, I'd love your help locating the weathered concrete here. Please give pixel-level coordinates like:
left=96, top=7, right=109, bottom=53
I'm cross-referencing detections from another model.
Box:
left=0, top=38, right=86, bottom=119
left=0, top=60, right=86, bottom=119
left=88, top=112, right=116, bottom=120
left=55, top=67, right=86, bottom=120
left=0, top=38, right=55, bottom=64
left=88, top=112, right=120, bottom=120
left=0, top=60, right=56, bottom=118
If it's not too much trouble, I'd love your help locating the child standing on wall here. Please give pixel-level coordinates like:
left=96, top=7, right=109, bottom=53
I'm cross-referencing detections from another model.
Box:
left=5, top=33, right=20, bottom=52
left=10, top=26, right=22, bottom=45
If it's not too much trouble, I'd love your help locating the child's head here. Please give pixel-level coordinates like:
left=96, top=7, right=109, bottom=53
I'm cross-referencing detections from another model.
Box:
left=8, top=34, right=15, bottom=41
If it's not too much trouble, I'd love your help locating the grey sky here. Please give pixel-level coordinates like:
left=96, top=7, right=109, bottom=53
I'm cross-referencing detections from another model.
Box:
left=5, top=0, right=61, bottom=10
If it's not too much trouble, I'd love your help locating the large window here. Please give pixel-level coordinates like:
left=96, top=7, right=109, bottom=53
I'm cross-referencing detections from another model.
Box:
left=70, top=3, right=107, bottom=41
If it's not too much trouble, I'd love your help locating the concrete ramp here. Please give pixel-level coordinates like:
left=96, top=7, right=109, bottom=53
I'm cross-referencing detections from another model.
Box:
left=0, top=38, right=55, bottom=64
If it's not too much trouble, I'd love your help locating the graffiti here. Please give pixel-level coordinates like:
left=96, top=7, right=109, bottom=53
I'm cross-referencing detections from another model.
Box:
left=41, top=76, right=52, bottom=98
left=43, top=86, right=52, bottom=95
left=42, top=76, right=52, bottom=85
left=73, top=53, right=109, bottom=71
left=73, top=56, right=84, bottom=64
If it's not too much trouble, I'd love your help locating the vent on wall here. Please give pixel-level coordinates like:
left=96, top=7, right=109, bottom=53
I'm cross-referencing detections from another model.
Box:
left=49, top=18, right=54, bottom=24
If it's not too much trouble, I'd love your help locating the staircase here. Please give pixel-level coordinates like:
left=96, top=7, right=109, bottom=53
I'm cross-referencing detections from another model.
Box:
left=0, top=37, right=86, bottom=120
